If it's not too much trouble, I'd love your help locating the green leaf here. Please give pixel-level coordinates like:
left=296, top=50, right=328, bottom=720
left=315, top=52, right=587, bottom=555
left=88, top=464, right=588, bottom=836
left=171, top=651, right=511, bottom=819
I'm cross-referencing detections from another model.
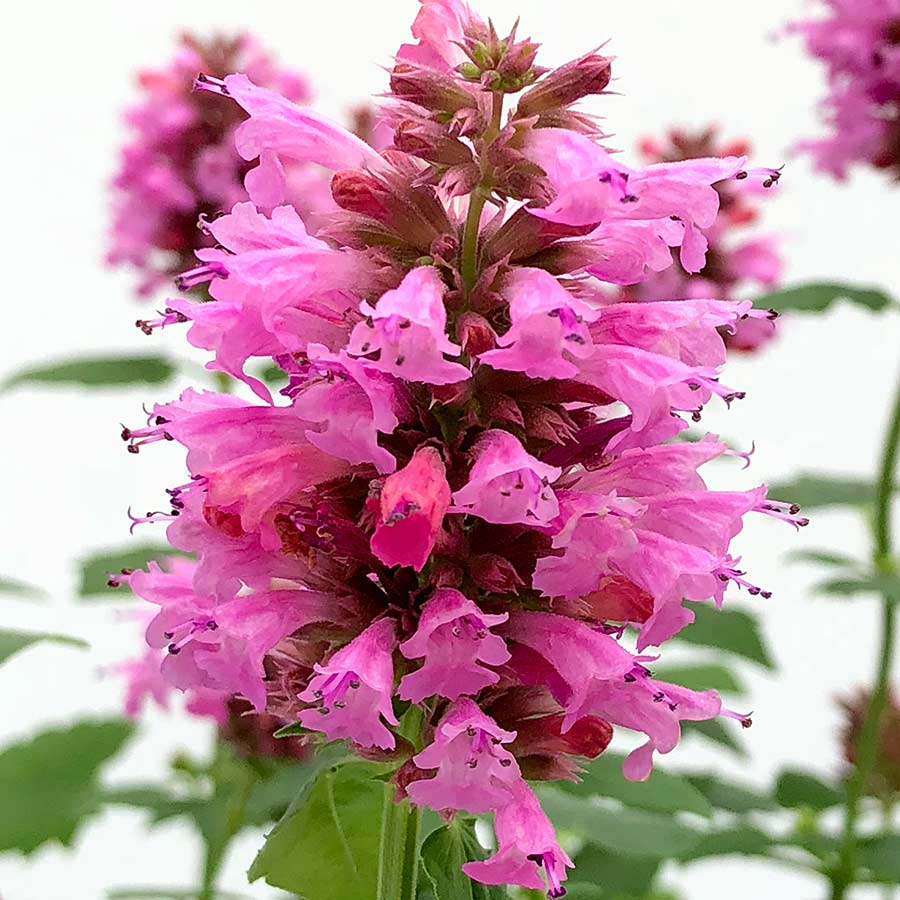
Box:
left=535, top=787, right=702, bottom=859
left=681, top=719, right=747, bottom=756
left=685, top=774, right=777, bottom=813
left=272, top=721, right=312, bottom=739
left=0, top=719, right=134, bottom=853
left=652, top=663, right=746, bottom=696
left=677, top=824, right=772, bottom=861
left=0, top=575, right=47, bottom=601
left=859, top=834, right=900, bottom=882
left=675, top=604, right=774, bottom=669
left=774, top=769, right=842, bottom=810
left=571, top=843, right=660, bottom=896
left=815, top=573, right=900, bottom=603
left=419, top=820, right=503, bottom=900
left=559, top=752, right=712, bottom=817
left=558, top=886, right=606, bottom=900
left=757, top=282, right=897, bottom=314
left=248, top=759, right=387, bottom=899
left=787, top=549, right=859, bottom=568
left=767, top=474, right=877, bottom=510
left=3, top=355, right=176, bottom=391
left=103, top=785, right=196, bottom=824
left=0, top=629, right=87, bottom=665
left=77, top=543, right=182, bottom=597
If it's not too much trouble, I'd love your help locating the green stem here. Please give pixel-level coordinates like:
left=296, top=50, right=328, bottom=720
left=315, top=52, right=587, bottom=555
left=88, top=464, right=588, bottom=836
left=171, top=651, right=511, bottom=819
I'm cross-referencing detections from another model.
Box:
left=378, top=707, right=424, bottom=900
left=198, top=762, right=257, bottom=900
left=459, top=93, right=504, bottom=292
left=830, top=364, right=900, bottom=900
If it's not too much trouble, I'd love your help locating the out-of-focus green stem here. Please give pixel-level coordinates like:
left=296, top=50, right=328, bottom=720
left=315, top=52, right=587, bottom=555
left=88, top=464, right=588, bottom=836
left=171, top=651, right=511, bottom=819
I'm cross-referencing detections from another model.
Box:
left=830, top=364, right=900, bottom=900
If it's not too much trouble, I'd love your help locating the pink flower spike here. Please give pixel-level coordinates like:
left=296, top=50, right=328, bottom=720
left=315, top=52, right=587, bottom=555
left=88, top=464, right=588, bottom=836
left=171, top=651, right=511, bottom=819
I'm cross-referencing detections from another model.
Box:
left=398, top=589, right=510, bottom=702
left=452, top=430, right=561, bottom=525
left=479, top=268, right=599, bottom=380
left=462, top=781, right=573, bottom=897
left=407, top=697, right=521, bottom=814
left=298, top=618, right=399, bottom=749
left=348, top=267, right=470, bottom=385
left=371, top=446, right=451, bottom=571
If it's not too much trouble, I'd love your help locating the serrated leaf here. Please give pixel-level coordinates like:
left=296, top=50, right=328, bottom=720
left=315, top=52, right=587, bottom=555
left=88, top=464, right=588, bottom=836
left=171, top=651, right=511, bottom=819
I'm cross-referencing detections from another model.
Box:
left=535, top=787, right=702, bottom=859
left=0, top=719, right=134, bottom=853
left=774, top=769, right=843, bottom=810
left=677, top=824, right=772, bottom=861
left=248, top=759, right=386, bottom=900
left=758, top=282, right=897, bottom=314
left=652, top=663, right=746, bottom=696
left=77, top=543, right=182, bottom=597
left=419, top=820, right=502, bottom=900
left=559, top=752, right=712, bottom=817
left=675, top=604, right=774, bottom=669
left=3, top=355, right=176, bottom=391
left=768, top=474, right=879, bottom=510
left=685, top=774, right=777, bottom=813
left=0, top=576, right=47, bottom=601
left=0, top=629, right=87, bottom=665
left=681, top=719, right=747, bottom=756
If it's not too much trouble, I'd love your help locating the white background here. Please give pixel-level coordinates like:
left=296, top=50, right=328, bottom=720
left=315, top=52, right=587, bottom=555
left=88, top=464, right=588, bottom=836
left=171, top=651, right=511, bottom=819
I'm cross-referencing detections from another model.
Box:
left=1, top=1, right=899, bottom=897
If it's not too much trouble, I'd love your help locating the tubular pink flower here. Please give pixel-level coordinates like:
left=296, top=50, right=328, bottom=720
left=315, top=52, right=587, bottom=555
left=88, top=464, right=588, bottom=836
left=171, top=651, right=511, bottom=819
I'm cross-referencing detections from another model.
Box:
left=452, top=430, right=561, bottom=525
left=408, top=698, right=520, bottom=813
left=398, top=589, right=510, bottom=702
left=298, top=619, right=399, bottom=749
left=371, top=446, right=451, bottom=570
left=289, top=345, right=402, bottom=473
left=478, top=268, right=599, bottom=379
left=348, top=267, right=470, bottom=384
left=397, top=0, right=485, bottom=72
left=222, top=73, right=386, bottom=207
left=462, top=781, right=573, bottom=897
left=501, top=611, right=636, bottom=731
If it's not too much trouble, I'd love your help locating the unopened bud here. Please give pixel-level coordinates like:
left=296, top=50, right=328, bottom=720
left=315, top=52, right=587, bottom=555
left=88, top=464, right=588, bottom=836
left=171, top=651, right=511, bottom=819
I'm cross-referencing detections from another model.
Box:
left=456, top=311, right=498, bottom=356
left=394, top=120, right=474, bottom=166
left=331, top=171, right=391, bottom=219
left=517, top=52, right=612, bottom=117
left=470, top=553, right=524, bottom=593
left=390, top=63, right=478, bottom=114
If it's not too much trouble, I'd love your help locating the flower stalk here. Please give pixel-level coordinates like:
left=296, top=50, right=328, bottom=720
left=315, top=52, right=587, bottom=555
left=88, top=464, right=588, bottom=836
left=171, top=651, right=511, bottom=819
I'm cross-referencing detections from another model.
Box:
left=831, top=363, right=900, bottom=900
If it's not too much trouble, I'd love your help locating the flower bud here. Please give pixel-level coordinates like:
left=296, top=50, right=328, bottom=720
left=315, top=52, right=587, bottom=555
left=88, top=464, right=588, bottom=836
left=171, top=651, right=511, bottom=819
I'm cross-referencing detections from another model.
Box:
left=456, top=311, right=498, bottom=356
left=390, top=62, right=479, bottom=114
left=331, top=171, right=391, bottom=219
left=394, top=119, right=475, bottom=166
left=470, top=553, right=524, bottom=593
left=517, top=52, right=612, bottom=117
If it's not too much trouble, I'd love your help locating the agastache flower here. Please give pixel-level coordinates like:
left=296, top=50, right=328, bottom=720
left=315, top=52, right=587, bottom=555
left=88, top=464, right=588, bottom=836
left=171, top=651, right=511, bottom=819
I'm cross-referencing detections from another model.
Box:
left=108, top=34, right=313, bottom=296
left=452, top=430, right=561, bottom=525
left=623, top=128, right=784, bottom=352
left=298, top=618, right=399, bottom=749
left=789, top=1, right=900, bottom=179
left=371, top=446, right=451, bottom=570
left=398, top=589, right=510, bottom=702
left=462, top=781, right=573, bottom=897
left=120, top=3, right=802, bottom=893
left=408, top=698, right=520, bottom=813
left=347, top=266, right=470, bottom=384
